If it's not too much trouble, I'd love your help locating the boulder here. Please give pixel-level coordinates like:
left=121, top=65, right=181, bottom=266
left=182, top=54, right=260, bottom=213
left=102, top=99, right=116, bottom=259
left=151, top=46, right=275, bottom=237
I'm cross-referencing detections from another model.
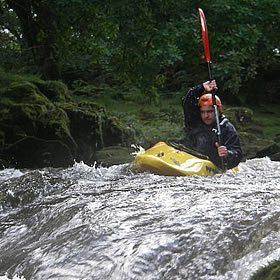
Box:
left=95, top=146, right=134, bottom=167
left=0, top=80, right=136, bottom=168
left=224, top=107, right=254, bottom=129
left=255, top=143, right=280, bottom=161
left=225, top=107, right=279, bottom=161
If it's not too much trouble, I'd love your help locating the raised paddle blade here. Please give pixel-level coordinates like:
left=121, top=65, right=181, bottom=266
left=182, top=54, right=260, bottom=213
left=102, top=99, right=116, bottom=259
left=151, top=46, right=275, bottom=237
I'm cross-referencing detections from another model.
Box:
left=198, top=8, right=225, bottom=171
left=198, top=8, right=211, bottom=63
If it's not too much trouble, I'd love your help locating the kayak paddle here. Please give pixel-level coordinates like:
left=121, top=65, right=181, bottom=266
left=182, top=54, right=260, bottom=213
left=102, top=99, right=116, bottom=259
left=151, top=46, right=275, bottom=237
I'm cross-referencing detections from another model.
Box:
left=198, top=8, right=225, bottom=171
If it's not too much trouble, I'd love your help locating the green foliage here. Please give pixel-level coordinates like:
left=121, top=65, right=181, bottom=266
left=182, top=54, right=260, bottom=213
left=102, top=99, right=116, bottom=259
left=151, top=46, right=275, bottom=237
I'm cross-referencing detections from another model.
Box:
left=250, top=104, right=280, bottom=139
left=0, top=67, right=40, bottom=87
left=1, top=0, right=280, bottom=101
left=192, top=1, right=280, bottom=94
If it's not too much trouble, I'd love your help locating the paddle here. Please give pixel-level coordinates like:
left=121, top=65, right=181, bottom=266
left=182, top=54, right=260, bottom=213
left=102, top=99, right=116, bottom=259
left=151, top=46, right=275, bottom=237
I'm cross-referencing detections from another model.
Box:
left=198, top=8, right=225, bottom=171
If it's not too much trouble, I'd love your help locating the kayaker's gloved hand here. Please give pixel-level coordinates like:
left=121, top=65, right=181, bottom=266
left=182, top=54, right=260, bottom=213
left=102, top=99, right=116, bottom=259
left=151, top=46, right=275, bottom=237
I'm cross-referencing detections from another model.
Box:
left=215, top=142, right=228, bottom=157
left=203, top=80, right=218, bottom=92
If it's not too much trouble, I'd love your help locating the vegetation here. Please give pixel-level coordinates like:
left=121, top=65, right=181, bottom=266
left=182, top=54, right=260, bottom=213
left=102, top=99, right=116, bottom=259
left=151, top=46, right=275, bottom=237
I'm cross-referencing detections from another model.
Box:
left=0, top=0, right=279, bottom=104
left=0, top=0, right=279, bottom=150
left=250, top=104, right=280, bottom=139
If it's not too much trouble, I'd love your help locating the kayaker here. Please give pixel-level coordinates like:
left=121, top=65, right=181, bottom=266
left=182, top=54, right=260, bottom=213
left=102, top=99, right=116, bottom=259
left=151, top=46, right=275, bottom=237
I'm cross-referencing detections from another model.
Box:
left=182, top=80, right=242, bottom=169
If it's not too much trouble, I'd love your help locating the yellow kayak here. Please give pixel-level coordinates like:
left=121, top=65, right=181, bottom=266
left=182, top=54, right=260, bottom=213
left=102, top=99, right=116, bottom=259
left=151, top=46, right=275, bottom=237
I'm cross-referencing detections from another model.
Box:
left=132, top=142, right=238, bottom=176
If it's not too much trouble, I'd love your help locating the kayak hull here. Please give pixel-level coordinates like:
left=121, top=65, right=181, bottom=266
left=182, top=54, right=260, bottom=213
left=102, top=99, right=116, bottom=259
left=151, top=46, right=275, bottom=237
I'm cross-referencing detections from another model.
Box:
left=132, top=142, right=237, bottom=176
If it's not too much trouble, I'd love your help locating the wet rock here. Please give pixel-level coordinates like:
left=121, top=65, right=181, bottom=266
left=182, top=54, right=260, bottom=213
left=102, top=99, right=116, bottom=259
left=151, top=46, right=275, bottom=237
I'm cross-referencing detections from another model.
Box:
left=255, top=143, right=280, bottom=161
left=274, top=133, right=280, bottom=143
left=4, top=136, right=74, bottom=168
left=0, top=81, right=136, bottom=169
left=239, top=133, right=274, bottom=161
left=270, top=152, right=280, bottom=161
left=225, top=107, right=279, bottom=161
left=95, top=146, right=134, bottom=167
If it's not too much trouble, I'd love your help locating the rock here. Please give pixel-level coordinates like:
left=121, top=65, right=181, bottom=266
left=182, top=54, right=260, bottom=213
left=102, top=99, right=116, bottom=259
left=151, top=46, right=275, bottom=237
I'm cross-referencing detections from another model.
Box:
left=4, top=136, right=74, bottom=168
left=274, top=133, right=280, bottom=143
left=224, top=107, right=254, bottom=129
left=34, top=80, right=71, bottom=102
left=0, top=81, right=136, bottom=169
left=95, top=146, right=134, bottom=167
left=255, top=143, right=280, bottom=161
left=238, top=131, right=272, bottom=161
left=225, top=106, right=280, bottom=161
left=270, top=152, right=280, bottom=161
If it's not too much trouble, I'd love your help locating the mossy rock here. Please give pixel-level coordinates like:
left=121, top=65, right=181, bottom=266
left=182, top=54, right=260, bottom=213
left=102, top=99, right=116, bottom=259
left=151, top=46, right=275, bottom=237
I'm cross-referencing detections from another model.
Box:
left=274, top=134, right=280, bottom=143
left=224, top=107, right=254, bottom=129
left=0, top=79, right=120, bottom=168
left=34, top=80, right=71, bottom=103
left=58, top=100, right=137, bottom=164
left=3, top=136, right=74, bottom=168
left=255, top=143, right=280, bottom=160
left=0, top=130, right=4, bottom=146
left=240, top=132, right=275, bottom=160
left=1, top=101, right=75, bottom=150
left=270, top=152, right=280, bottom=161
left=95, top=146, right=134, bottom=167
left=0, top=81, right=50, bottom=105
left=77, top=100, right=106, bottom=114
left=251, top=260, right=280, bottom=280
left=104, top=117, right=126, bottom=145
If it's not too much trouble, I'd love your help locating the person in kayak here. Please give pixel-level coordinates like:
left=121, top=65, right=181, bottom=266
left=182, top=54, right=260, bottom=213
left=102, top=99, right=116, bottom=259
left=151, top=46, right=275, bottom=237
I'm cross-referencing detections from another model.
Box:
left=182, top=80, right=242, bottom=169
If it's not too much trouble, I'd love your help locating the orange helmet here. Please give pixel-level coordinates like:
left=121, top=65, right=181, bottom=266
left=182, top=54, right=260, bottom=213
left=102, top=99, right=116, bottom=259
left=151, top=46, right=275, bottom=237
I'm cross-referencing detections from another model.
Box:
left=198, top=93, right=222, bottom=113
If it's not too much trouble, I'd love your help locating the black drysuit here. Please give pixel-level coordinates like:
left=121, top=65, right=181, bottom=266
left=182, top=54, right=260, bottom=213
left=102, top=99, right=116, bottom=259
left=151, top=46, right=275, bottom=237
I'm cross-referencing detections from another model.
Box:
left=182, top=84, right=242, bottom=169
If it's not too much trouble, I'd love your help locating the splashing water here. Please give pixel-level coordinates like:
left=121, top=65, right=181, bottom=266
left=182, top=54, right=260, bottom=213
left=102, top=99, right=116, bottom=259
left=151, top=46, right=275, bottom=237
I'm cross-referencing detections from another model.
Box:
left=0, top=157, right=280, bottom=280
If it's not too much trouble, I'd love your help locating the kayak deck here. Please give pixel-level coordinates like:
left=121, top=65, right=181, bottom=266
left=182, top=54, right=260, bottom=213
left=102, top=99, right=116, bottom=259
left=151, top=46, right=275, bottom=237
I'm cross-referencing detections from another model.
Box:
left=132, top=142, right=237, bottom=176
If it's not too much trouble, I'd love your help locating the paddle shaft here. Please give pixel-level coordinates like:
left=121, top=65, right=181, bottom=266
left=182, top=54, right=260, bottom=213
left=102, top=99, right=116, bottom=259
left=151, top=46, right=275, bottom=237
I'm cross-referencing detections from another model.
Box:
left=198, top=8, right=225, bottom=171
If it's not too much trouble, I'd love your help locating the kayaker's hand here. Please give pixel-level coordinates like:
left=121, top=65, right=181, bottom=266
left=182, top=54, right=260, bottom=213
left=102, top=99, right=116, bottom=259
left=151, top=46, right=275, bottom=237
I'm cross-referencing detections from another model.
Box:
left=203, top=80, right=218, bottom=92
left=216, top=142, right=228, bottom=157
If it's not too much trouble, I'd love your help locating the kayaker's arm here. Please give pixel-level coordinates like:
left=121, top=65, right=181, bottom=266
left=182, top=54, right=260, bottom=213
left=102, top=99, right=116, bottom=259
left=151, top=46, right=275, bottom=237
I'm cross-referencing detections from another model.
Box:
left=182, top=81, right=218, bottom=130
left=181, top=84, right=205, bottom=130
left=182, top=84, right=205, bottom=105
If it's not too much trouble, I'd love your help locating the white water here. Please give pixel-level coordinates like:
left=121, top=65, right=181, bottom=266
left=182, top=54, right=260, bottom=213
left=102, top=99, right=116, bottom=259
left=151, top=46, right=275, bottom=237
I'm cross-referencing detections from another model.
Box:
left=0, top=157, right=280, bottom=280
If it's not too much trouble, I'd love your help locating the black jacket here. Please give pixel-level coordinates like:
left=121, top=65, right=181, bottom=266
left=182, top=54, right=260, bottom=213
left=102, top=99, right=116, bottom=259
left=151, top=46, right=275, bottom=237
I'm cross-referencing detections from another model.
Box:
left=182, top=84, right=242, bottom=169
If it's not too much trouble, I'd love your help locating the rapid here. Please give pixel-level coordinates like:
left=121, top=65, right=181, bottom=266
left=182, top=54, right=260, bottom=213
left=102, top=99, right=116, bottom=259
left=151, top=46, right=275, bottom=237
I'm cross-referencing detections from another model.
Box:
left=0, top=157, right=280, bottom=280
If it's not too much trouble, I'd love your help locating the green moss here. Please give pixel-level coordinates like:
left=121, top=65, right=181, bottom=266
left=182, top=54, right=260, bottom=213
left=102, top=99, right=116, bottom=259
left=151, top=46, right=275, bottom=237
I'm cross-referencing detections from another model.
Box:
left=0, top=83, right=74, bottom=147
left=34, top=80, right=71, bottom=102
left=43, top=108, right=71, bottom=135
left=95, top=146, right=134, bottom=166
left=249, top=104, right=280, bottom=140
left=77, top=101, right=106, bottom=114
left=0, top=67, right=40, bottom=88
left=1, top=81, right=50, bottom=105
left=239, top=131, right=249, bottom=137
left=251, top=260, right=280, bottom=280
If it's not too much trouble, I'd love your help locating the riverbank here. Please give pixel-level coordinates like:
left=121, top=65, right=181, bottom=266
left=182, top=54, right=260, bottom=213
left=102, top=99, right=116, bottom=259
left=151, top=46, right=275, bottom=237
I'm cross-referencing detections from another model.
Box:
left=92, top=87, right=280, bottom=144
left=0, top=72, right=279, bottom=169
left=89, top=86, right=280, bottom=165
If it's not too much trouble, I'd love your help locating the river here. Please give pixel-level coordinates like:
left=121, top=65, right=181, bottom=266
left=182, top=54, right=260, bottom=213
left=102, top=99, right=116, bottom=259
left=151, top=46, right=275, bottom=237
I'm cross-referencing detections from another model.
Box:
left=0, top=157, right=280, bottom=280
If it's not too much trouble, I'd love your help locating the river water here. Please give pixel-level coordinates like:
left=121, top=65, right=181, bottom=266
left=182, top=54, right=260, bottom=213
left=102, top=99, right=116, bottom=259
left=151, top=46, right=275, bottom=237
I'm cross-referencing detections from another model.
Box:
left=0, top=157, right=280, bottom=280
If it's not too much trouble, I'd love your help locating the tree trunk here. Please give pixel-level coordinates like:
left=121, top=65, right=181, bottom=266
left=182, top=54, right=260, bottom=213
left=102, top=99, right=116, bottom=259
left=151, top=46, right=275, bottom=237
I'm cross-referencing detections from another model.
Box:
left=6, top=0, right=61, bottom=80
